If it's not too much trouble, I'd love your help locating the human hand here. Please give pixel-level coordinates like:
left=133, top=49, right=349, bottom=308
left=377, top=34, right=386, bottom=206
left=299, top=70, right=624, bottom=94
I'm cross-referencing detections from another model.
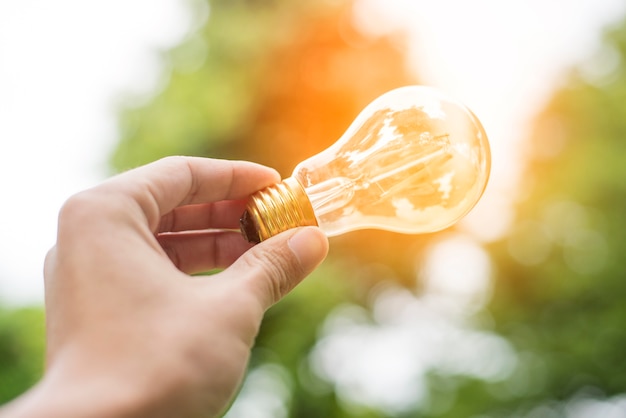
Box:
left=2, top=157, right=328, bottom=418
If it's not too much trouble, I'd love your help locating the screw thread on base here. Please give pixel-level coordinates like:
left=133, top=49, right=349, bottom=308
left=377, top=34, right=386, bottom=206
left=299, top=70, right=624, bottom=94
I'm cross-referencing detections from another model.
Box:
left=240, top=177, right=318, bottom=243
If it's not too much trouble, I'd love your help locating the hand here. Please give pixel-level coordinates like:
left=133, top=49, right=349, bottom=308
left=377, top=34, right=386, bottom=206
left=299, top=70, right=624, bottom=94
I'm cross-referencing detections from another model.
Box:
left=1, top=157, right=328, bottom=418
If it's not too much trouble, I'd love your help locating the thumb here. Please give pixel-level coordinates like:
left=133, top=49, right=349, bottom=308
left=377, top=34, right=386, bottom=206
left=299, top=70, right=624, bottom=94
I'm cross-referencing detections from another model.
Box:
left=229, top=226, right=329, bottom=310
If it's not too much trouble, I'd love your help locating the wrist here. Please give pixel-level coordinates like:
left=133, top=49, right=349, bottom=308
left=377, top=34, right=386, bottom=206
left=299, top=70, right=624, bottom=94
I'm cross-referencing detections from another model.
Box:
left=0, top=370, right=154, bottom=418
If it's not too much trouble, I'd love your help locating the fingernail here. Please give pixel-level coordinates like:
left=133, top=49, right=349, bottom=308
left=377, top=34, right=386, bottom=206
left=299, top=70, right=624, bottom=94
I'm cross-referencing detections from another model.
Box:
left=288, top=227, right=329, bottom=272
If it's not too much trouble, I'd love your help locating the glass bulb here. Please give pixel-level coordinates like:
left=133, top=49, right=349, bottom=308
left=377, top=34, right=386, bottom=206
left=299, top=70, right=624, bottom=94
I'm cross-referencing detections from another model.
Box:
left=240, top=85, right=491, bottom=243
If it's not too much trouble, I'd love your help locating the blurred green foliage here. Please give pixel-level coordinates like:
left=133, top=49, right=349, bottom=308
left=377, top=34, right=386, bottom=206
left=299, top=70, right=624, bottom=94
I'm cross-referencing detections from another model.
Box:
left=484, top=20, right=626, bottom=414
left=3, top=0, right=626, bottom=416
left=415, top=19, right=626, bottom=418
left=0, top=308, right=45, bottom=404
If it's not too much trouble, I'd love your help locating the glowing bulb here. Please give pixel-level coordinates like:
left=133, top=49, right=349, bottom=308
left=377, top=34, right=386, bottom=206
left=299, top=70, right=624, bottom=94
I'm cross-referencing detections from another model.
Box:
left=240, top=86, right=491, bottom=243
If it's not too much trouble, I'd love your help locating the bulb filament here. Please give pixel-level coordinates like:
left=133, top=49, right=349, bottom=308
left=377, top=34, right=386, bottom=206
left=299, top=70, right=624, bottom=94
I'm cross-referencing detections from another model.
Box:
left=305, top=132, right=453, bottom=217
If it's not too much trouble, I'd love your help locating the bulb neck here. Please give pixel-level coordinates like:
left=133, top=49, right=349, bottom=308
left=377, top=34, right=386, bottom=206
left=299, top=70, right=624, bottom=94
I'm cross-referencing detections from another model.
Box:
left=240, top=177, right=318, bottom=243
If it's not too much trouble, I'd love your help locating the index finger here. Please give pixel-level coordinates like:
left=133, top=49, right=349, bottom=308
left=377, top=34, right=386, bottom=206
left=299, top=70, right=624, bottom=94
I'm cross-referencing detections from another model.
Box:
left=104, top=156, right=281, bottom=231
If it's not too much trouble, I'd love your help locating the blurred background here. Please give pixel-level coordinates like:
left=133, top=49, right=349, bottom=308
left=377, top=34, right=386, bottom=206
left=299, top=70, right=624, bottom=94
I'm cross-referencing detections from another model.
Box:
left=2, top=0, right=626, bottom=416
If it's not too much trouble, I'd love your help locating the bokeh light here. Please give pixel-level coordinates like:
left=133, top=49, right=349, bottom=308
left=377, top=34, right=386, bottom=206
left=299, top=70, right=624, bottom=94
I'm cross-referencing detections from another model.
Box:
left=3, top=0, right=626, bottom=415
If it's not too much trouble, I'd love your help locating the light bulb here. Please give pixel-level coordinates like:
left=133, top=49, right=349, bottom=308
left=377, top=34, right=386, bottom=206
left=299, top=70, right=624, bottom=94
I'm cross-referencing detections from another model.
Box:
left=240, top=85, right=491, bottom=243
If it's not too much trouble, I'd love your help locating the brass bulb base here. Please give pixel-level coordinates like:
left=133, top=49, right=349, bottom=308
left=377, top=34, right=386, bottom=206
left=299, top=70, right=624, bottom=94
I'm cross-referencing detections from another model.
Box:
left=240, top=177, right=318, bottom=243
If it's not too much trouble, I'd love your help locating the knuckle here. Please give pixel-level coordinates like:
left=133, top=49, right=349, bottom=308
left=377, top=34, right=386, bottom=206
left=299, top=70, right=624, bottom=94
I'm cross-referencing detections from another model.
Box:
left=58, top=191, right=96, bottom=223
left=43, top=246, right=58, bottom=282
left=57, top=189, right=130, bottom=239
left=158, top=155, right=187, bottom=166
left=57, top=190, right=109, bottom=236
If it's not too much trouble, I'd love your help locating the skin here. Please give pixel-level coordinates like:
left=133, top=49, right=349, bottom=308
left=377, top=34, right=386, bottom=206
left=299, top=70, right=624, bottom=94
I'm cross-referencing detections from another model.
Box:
left=0, top=156, right=329, bottom=418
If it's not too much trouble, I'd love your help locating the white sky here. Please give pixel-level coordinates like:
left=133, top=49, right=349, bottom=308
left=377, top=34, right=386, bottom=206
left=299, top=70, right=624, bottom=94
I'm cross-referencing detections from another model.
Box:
left=0, top=0, right=625, bottom=305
